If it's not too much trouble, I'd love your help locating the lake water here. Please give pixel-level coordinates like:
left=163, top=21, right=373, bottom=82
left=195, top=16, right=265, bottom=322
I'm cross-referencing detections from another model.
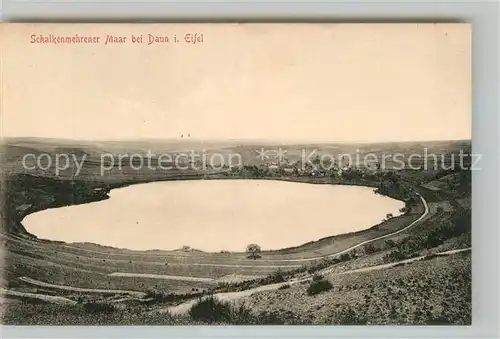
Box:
left=22, top=180, right=405, bottom=252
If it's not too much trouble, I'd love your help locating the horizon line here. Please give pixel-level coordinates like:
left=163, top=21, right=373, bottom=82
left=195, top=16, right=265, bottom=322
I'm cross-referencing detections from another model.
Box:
left=1, top=136, right=472, bottom=146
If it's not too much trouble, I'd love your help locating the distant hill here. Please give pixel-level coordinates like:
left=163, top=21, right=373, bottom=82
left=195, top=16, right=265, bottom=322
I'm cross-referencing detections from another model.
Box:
left=1, top=137, right=471, bottom=178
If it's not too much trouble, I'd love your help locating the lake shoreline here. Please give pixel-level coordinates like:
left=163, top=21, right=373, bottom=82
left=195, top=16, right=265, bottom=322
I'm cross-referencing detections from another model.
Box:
left=9, top=173, right=417, bottom=255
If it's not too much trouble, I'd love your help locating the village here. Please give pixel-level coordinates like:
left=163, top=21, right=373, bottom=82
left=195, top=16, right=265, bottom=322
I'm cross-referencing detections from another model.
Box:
left=223, top=153, right=383, bottom=181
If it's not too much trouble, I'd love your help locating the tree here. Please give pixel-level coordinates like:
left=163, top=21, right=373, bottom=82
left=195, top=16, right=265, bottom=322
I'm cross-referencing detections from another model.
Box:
left=246, top=244, right=262, bottom=260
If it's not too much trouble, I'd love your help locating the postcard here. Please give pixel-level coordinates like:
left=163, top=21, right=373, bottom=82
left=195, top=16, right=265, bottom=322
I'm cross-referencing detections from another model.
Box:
left=0, top=23, right=472, bottom=325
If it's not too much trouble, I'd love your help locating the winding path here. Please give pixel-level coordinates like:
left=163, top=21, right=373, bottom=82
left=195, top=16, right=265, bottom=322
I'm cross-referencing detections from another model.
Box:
left=165, top=246, right=470, bottom=316
left=108, top=272, right=215, bottom=282
left=0, top=288, right=78, bottom=305
left=0, top=248, right=469, bottom=309
left=18, top=276, right=146, bottom=297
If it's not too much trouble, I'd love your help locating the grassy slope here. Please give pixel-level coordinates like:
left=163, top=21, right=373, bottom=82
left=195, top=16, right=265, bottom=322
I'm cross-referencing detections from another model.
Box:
left=239, top=252, right=471, bottom=325
left=0, top=252, right=471, bottom=325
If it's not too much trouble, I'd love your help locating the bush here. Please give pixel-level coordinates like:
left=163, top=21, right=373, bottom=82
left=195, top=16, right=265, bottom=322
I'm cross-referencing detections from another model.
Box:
left=339, top=253, right=350, bottom=262
left=306, top=258, right=341, bottom=275
left=364, top=244, right=378, bottom=254
left=266, top=269, right=286, bottom=284
left=307, top=279, right=333, bottom=296
left=144, top=289, right=169, bottom=301
left=188, top=296, right=232, bottom=323
left=230, top=303, right=255, bottom=324
left=384, top=250, right=409, bottom=262
left=83, top=302, right=116, bottom=314
left=385, top=239, right=396, bottom=248
left=312, top=274, right=323, bottom=282
left=188, top=296, right=255, bottom=324
left=144, top=290, right=204, bottom=305
left=306, top=267, right=318, bottom=275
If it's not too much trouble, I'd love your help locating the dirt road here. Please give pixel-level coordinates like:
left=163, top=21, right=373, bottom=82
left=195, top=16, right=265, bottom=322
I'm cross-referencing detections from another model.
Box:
left=165, top=246, right=469, bottom=316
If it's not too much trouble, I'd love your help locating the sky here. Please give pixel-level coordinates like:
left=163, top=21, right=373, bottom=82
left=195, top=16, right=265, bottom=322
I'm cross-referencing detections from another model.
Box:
left=2, top=23, right=471, bottom=143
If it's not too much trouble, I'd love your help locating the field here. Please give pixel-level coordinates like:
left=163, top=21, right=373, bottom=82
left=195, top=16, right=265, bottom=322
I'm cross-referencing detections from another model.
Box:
left=0, top=138, right=472, bottom=325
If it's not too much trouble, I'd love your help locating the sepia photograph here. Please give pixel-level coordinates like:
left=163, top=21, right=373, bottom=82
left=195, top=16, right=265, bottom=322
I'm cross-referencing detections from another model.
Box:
left=0, top=23, right=472, bottom=325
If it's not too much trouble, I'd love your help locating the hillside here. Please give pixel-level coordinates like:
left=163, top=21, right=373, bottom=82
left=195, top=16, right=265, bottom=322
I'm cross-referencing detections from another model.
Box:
left=0, top=138, right=472, bottom=325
